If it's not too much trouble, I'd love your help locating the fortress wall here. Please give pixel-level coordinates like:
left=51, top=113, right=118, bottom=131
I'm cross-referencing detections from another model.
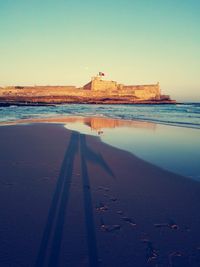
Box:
left=91, top=79, right=118, bottom=91
left=5, top=86, right=76, bottom=91
left=134, top=88, right=159, bottom=100
left=0, top=87, right=116, bottom=98
left=0, top=86, right=78, bottom=97
left=122, top=84, right=161, bottom=100
left=123, top=84, right=160, bottom=91
left=0, top=81, right=163, bottom=102
left=0, top=86, right=159, bottom=100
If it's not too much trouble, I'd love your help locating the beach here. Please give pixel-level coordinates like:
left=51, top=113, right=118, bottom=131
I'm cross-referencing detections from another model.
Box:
left=0, top=120, right=200, bottom=267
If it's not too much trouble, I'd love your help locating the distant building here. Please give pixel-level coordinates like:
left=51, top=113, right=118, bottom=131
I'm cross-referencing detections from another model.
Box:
left=0, top=75, right=174, bottom=104
left=82, top=76, right=162, bottom=100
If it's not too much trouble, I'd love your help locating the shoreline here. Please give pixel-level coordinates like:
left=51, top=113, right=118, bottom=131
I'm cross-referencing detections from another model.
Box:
left=0, top=100, right=176, bottom=107
left=0, top=122, right=200, bottom=266
left=0, top=113, right=199, bottom=131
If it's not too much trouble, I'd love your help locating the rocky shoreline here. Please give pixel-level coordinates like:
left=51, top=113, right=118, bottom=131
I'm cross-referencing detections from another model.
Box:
left=0, top=97, right=176, bottom=106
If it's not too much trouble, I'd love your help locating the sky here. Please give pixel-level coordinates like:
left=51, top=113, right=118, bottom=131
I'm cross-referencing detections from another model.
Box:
left=0, top=0, right=199, bottom=101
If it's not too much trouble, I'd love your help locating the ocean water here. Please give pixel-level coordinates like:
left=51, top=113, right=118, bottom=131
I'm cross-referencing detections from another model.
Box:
left=0, top=103, right=200, bottom=129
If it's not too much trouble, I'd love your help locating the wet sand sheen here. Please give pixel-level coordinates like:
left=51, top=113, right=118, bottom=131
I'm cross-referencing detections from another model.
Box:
left=0, top=123, right=200, bottom=267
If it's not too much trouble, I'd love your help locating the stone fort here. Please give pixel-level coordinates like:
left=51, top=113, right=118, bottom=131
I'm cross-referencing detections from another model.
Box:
left=0, top=75, right=173, bottom=104
left=82, top=76, right=162, bottom=100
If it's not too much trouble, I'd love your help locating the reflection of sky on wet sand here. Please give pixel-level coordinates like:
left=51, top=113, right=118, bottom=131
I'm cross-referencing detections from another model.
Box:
left=101, top=125, right=200, bottom=180
left=64, top=117, right=200, bottom=180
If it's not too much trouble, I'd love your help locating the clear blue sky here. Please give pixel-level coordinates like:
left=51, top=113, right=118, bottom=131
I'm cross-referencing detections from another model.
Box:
left=0, top=0, right=199, bottom=101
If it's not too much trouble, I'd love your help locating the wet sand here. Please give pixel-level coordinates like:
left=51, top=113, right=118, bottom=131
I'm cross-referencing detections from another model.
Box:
left=0, top=123, right=200, bottom=267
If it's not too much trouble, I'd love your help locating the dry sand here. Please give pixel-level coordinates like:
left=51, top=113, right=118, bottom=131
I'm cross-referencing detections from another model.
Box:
left=0, top=123, right=200, bottom=267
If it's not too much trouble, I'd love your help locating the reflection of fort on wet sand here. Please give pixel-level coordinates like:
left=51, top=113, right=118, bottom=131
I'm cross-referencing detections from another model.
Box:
left=83, top=117, right=156, bottom=132
left=1, top=116, right=157, bottom=132
left=36, top=131, right=114, bottom=267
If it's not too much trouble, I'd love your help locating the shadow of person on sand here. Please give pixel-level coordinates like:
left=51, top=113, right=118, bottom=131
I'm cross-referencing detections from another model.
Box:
left=35, top=132, right=79, bottom=267
left=35, top=132, right=114, bottom=267
left=79, top=134, right=114, bottom=267
left=79, top=134, right=114, bottom=179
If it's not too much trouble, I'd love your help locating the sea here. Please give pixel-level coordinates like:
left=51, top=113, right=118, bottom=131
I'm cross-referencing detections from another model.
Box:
left=0, top=103, right=200, bottom=129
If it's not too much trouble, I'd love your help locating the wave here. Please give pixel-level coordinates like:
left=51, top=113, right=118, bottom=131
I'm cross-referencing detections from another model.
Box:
left=0, top=103, right=200, bottom=129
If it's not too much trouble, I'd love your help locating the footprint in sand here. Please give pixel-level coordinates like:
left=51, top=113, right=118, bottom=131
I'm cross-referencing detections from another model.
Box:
left=104, top=187, right=110, bottom=192
left=142, top=240, right=159, bottom=264
left=97, top=186, right=110, bottom=192
left=110, top=197, right=117, bottom=202
left=168, top=219, right=179, bottom=230
left=121, top=216, right=136, bottom=227
left=154, top=219, right=179, bottom=230
left=116, top=211, right=137, bottom=227
left=100, top=218, right=121, bottom=233
left=102, top=193, right=118, bottom=202
left=96, top=202, right=108, bottom=212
